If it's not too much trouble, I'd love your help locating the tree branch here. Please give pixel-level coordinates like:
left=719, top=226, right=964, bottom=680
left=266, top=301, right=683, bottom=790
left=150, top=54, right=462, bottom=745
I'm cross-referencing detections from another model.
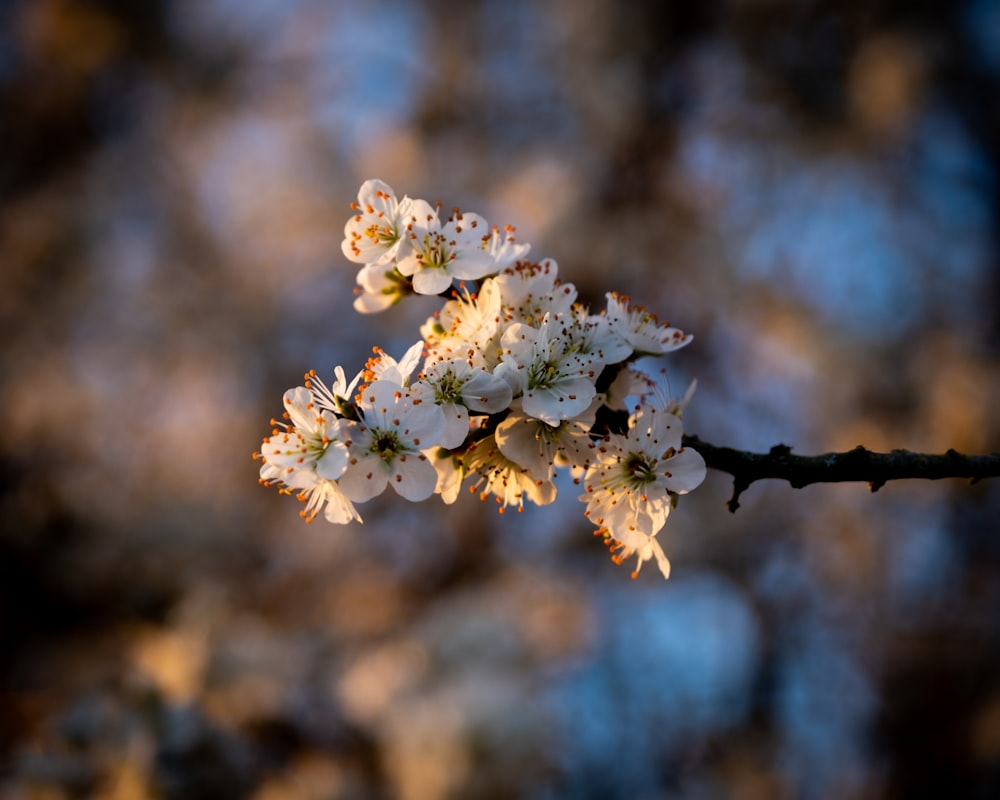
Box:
left=681, top=435, right=1000, bottom=513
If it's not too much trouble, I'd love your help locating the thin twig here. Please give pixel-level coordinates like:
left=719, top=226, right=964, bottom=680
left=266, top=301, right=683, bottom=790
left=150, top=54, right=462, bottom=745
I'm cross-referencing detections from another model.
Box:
left=681, top=435, right=1000, bottom=512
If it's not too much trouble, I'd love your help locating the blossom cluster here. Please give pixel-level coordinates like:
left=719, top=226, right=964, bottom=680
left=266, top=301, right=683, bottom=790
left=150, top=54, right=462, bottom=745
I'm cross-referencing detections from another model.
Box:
left=255, top=179, right=706, bottom=578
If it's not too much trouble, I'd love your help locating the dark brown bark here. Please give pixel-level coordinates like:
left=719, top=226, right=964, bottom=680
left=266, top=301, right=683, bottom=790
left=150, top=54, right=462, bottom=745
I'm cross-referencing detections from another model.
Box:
left=682, top=435, right=1000, bottom=512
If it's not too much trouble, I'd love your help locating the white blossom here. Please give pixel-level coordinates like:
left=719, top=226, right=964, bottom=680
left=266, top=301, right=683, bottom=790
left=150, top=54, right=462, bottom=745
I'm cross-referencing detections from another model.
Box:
left=605, top=358, right=695, bottom=415
left=353, top=262, right=410, bottom=314
left=605, top=291, right=692, bottom=355
left=256, top=387, right=361, bottom=524
left=581, top=407, right=705, bottom=541
left=495, top=259, right=576, bottom=325
left=339, top=379, right=446, bottom=503
left=462, top=432, right=557, bottom=514
left=413, top=357, right=513, bottom=449
left=485, top=224, right=531, bottom=270
left=420, top=279, right=505, bottom=368
left=495, top=316, right=598, bottom=426
left=494, top=397, right=599, bottom=479
left=362, top=341, right=425, bottom=387
left=598, top=525, right=674, bottom=580
left=397, top=209, right=496, bottom=296
left=342, top=179, right=436, bottom=268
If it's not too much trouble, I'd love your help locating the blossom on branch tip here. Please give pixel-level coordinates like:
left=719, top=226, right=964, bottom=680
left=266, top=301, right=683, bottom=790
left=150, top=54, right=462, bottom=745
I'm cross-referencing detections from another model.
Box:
left=258, top=387, right=351, bottom=483
left=581, top=407, right=706, bottom=539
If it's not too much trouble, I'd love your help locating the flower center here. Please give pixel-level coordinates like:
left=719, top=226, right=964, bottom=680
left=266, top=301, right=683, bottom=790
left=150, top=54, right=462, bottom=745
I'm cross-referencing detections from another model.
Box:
left=415, top=232, right=455, bottom=269
left=526, top=360, right=559, bottom=390
left=365, top=221, right=399, bottom=246
left=371, top=429, right=403, bottom=464
left=434, top=369, right=465, bottom=404
left=623, top=452, right=657, bottom=485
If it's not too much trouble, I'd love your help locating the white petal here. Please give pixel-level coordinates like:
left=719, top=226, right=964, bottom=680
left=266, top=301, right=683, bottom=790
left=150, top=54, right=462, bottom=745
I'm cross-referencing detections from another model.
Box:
left=282, top=386, right=316, bottom=430
left=316, top=440, right=350, bottom=480
left=663, top=447, right=707, bottom=494
left=391, top=456, right=439, bottom=501
left=522, top=379, right=596, bottom=425
left=649, top=537, right=672, bottom=579
left=412, top=268, right=453, bottom=296
left=394, top=251, right=420, bottom=277
left=495, top=415, right=553, bottom=475
left=524, top=477, right=557, bottom=506
left=339, top=454, right=390, bottom=502
left=321, top=481, right=363, bottom=524
left=401, top=196, right=438, bottom=226
left=358, top=178, right=396, bottom=207
left=397, top=341, right=426, bottom=382
left=358, top=380, right=402, bottom=426
left=607, top=496, right=666, bottom=538
left=354, top=291, right=397, bottom=314
left=460, top=370, right=512, bottom=413
left=400, top=401, right=447, bottom=448
left=437, top=403, right=471, bottom=449
left=448, top=248, right=497, bottom=281
left=333, top=365, right=363, bottom=399
left=431, top=450, right=465, bottom=504
left=629, top=408, right=682, bottom=451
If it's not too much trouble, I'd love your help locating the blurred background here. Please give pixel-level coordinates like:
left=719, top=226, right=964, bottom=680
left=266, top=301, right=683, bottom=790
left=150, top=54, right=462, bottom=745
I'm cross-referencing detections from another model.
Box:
left=2, top=0, right=1000, bottom=797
